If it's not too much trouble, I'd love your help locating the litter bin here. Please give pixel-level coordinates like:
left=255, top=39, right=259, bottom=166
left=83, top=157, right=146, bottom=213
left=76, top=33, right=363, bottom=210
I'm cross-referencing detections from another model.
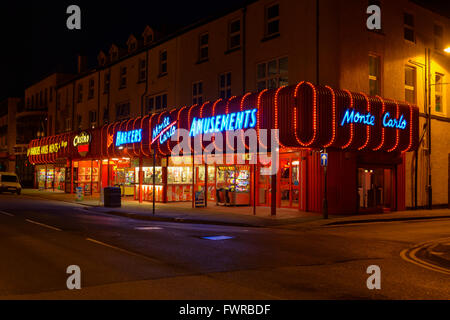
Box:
left=104, top=187, right=121, bottom=208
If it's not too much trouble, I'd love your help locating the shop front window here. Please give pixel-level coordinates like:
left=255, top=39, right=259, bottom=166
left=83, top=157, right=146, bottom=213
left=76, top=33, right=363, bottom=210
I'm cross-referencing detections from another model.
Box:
left=135, top=167, right=162, bottom=185
left=75, top=160, right=100, bottom=195
left=216, top=165, right=250, bottom=206
left=168, top=166, right=193, bottom=184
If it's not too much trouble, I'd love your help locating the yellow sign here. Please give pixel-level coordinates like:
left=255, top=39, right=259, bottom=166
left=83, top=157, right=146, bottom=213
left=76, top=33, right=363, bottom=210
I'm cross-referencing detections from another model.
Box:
left=27, top=141, right=68, bottom=157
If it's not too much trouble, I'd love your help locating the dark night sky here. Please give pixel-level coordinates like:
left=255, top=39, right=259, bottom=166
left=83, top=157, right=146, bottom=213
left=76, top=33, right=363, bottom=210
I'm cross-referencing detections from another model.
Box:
left=1, top=0, right=450, bottom=101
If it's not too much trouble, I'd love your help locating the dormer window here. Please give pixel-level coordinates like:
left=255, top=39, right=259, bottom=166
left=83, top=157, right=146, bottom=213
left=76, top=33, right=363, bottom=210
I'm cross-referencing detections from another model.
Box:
left=109, top=45, right=119, bottom=62
left=127, top=35, right=138, bottom=53
left=143, top=26, right=155, bottom=46
left=97, top=51, right=107, bottom=66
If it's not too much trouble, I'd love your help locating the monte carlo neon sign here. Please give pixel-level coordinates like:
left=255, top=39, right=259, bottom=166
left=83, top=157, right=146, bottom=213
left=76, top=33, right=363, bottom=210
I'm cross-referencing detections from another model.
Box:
left=116, top=129, right=142, bottom=147
left=189, top=108, right=258, bottom=137
left=340, top=109, right=407, bottom=130
left=152, top=117, right=177, bottom=144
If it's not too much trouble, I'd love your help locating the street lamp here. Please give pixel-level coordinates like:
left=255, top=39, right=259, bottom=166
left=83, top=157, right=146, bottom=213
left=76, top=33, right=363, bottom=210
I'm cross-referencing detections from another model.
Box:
left=444, top=47, right=450, bottom=54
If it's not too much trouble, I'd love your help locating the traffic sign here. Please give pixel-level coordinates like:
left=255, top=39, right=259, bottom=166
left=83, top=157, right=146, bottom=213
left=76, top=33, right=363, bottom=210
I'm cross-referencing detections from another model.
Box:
left=320, top=153, right=328, bottom=167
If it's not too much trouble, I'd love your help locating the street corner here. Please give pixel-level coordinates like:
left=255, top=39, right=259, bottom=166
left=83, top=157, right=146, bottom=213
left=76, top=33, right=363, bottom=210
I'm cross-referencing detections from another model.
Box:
left=401, top=237, right=450, bottom=275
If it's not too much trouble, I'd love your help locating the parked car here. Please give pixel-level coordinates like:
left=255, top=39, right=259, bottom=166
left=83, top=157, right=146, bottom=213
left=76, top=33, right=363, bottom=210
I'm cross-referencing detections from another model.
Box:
left=0, top=172, right=22, bottom=195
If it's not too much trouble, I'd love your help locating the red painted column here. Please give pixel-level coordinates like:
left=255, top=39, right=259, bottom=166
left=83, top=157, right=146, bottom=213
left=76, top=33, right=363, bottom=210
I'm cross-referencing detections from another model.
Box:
left=139, top=156, right=143, bottom=203
left=162, top=164, right=168, bottom=203
left=70, top=161, right=74, bottom=194
left=271, top=161, right=277, bottom=216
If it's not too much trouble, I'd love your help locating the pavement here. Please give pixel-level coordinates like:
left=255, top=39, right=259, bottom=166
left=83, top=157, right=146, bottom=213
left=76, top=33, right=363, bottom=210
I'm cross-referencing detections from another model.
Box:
left=20, top=188, right=450, bottom=228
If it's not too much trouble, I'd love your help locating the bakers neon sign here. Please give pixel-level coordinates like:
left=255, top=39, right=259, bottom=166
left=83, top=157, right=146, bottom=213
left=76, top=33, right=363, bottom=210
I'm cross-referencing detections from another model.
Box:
left=340, top=109, right=407, bottom=130
left=189, top=108, right=258, bottom=137
left=152, top=117, right=177, bottom=144
left=116, top=129, right=142, bottom=147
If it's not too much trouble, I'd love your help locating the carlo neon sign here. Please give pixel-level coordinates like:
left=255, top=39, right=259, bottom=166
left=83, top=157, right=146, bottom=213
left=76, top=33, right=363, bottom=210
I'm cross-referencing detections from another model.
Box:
left=189, top=108, right=258, bottom=137
left=152, top=117, right=177, bottom=144
left=116, top=129, right=142, bottom=147
left=340, top=109, right=407, bottom=130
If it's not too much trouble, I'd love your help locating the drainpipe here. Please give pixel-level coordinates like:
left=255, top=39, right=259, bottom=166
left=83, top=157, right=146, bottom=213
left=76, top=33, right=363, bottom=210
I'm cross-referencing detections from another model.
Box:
left=140, top=50, right=150, bottom=116
left=316, top=0, right=320, bottom=85
left=427, top=48, right=432, bottom=209
left=242, top=5, right=247, bottom=94
left=72, top=82, right=76, bottom=131
left=97, top=70, right=101, bottom=128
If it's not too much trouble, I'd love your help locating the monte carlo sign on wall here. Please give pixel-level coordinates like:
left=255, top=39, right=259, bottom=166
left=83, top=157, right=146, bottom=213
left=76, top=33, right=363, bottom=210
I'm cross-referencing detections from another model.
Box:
left=340, top=109, right=407, bottom=130
left=152, top=117, right=177, bottom=144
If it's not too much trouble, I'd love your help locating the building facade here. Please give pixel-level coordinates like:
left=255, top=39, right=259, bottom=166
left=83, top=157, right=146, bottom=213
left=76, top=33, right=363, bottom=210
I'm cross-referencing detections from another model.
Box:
left=25, top=0, right=449, bottom=210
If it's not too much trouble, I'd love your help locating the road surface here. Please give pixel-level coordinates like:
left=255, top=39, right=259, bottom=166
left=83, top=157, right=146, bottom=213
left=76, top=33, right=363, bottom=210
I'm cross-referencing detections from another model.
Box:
left=0, top=193, right=449, bottom=299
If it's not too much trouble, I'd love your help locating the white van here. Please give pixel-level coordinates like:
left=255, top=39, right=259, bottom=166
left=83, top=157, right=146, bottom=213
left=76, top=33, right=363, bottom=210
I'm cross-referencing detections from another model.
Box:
left=0, top=172, right=22, bottom=195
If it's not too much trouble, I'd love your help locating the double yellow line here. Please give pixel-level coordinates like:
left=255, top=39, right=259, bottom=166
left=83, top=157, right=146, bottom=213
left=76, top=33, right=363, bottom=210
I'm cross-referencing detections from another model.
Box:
left=400, top=238, right=450, bottom=275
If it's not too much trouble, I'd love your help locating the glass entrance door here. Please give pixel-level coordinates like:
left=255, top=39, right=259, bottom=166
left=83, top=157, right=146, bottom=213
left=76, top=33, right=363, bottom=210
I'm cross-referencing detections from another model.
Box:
left=358, top=167, right=394, bottom=213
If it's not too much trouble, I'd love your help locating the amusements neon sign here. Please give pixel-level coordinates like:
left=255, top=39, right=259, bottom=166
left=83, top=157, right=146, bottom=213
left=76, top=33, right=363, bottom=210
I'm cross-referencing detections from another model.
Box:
left=189, top=108, right=258, bottom=137
left=340, top=109, right=407, bottom=130
left=116, top=129, right=142, bottom=147
left=152, top=117, right=177, bottom=144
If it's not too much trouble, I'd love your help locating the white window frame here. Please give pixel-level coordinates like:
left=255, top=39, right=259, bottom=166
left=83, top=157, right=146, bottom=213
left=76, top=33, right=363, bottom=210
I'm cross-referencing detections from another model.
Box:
left=88, top=78, right=95, bottom=99
left=160, top=50, right=168, bottom=75
left=138, top=59, right=146, bottom=82
left=256, top=56, right=288, bottom=91
left=404, top=65, right=416, bottom=104
left=404, top=12, right=415, bottom=43
left=368, top=54, right=381, bottom=96
left=199, top=32, right=209, bottom=61
left=228, top=19, right=241, bottom=50
left=119, top=66, right=127, bottom=88
left=434, top=73, right=444, bottom=114
left=265, top=3, right=280, bottom=37
left=192, top=81, right=204, bottom=105
left=219, top=72, right=232, bottom=99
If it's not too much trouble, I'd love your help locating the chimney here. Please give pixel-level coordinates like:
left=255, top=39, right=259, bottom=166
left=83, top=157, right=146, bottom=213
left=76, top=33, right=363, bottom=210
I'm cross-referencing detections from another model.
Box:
left=77, top=54, right=87, bottom=73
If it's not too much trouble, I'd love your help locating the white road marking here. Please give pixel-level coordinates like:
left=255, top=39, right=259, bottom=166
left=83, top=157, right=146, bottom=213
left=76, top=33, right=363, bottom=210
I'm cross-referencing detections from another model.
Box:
left=25, top=219, right=62, bottom=231
left=85, top=238, right=162, bottom=264
left=134, top=226, right=163, bottom=230
left=0, top=210, right=14, bottom=217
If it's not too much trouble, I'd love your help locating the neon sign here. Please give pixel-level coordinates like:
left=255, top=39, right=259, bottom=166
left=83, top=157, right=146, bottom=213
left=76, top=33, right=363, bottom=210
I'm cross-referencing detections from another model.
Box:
left=116, top=129, right=142, bottom=147
left=189, top=108, right=257, bottom=137
left=383, top=112, right=407, bottom=129
left=152, top=117, right=177, bottom=144
left=340, top=108, right=407, bottom=130
left=27, top=141, right=68, bottom=156
left=340, top=109, right=375, bottom=127
left=73, top=132, right=91, bottom=147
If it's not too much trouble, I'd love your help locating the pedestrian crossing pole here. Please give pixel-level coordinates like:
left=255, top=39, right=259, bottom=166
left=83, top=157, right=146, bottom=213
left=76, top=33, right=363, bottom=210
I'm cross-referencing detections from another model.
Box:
left=322, top=148, right=328, bottom=219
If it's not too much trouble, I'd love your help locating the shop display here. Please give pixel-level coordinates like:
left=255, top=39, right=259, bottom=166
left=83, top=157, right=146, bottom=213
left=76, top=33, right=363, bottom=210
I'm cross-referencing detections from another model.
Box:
left=46, top=169, right=54, bottom=189
left=168, top=166, right=192, bottom=184
left=38, top=169, right=46, bottom=189
left=139, top=167, right=162, bottom=185
left=216, top=165, right=250, bottom=206
left=55, top=168, right=65, bottom=191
